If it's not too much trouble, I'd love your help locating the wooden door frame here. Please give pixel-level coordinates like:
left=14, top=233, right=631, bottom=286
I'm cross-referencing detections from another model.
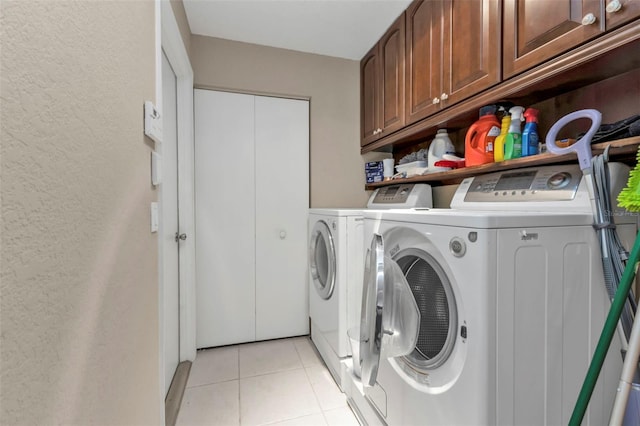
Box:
left=157, top=0, right=197, bottom=411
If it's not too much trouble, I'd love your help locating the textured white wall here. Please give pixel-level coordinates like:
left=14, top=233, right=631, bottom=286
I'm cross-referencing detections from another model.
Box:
left=191, top=35, right=368, bottom=208
left=1, top=1, right=161, bottom=424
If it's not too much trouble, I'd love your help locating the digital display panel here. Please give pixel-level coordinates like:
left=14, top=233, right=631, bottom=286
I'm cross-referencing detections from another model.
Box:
left=382, top=187, right=399, bottom=197
left=494, top=171, right=536, bottom=190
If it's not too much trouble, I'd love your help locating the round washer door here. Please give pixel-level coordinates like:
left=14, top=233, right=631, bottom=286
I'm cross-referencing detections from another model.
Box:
left=360, top=234, right=420, bottom=387
left=309, top=220, right=336, bottom=300
left=395, top=248, right=458, bottom=372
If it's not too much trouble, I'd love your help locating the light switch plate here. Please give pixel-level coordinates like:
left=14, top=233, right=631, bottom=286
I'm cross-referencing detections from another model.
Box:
left=150, top=202, right=158, bottom=233
left=144, top=101, right=163, bottom=144
left=151, top=151, right=161, bottom=186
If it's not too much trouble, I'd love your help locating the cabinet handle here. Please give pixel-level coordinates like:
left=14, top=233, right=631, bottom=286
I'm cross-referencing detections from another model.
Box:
left=606, top=0, right=622, bottom=13
left=432, top=97, right=440, bottom=105
left=581, top=13, right=596, bottom=25
left=440, top=93, right=449, bottom=101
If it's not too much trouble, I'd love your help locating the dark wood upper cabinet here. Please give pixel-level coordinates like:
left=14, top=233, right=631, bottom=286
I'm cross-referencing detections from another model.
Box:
left=379, top=14, right=406, bottom=137
left=605, top=0, right=640, bottom=30
left=360, top=13, right=405, bottom=146
left=405, top=0, right=443, bottom=125
left=404, top=0, right=500, bottom=126
left=361, top=46, right=379, bottom=146
left=503, top=0, right=604, bottom=79
left=361, top=0, right=638, bottom=152
left=442, top=0, right=501, bottom=105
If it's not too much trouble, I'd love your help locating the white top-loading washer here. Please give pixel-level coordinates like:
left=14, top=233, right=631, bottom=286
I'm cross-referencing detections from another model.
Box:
left=307, top=184, right=432, bottom=389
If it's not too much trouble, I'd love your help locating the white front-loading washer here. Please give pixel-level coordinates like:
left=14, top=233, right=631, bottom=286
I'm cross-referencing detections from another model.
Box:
left=308, top=184, right=433, bottom=389
left=353, top=164, right=634, bottom=426
left=309, top=208, right=365, bottom=385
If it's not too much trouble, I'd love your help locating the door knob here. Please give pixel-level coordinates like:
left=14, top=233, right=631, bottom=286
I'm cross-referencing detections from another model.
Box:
left=279, top=230, right=287, bottom=240
left=175, top=232, right=187, bottom=242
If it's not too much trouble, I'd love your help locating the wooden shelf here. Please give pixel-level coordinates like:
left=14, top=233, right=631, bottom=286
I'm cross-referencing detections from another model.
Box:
left=365, top=137, right=640, bottom=189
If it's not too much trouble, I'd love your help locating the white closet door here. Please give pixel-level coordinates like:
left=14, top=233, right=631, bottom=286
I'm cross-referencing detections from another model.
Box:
left=194, top=89, right=256, bottom=348
left=255, top=96, right=310, bottom=340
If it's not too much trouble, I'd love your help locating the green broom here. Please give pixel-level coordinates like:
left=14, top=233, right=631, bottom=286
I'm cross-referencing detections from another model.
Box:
left=618, top=146, right=640, bottom=211
left=570, top=144, right=640, bottom=425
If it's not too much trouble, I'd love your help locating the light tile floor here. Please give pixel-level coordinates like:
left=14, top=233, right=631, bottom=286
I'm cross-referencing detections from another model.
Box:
left=176, top=336, right=360, bottom=426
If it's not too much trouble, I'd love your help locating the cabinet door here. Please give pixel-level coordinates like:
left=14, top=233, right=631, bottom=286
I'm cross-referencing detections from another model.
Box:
left=605, top=0, right=640, bottom=30
left=194, top=89, right=256, bottom=348
left=379, top=12, right=406, bottom=138
left=442, top=0, right=501, bottom=105
left=361, top=46, right=379, bottom=146
left=405, top=0, right=443, bottom=125
left=255, top=96, right=309, bottom=341
left=503, top=0, right=603, bottom=79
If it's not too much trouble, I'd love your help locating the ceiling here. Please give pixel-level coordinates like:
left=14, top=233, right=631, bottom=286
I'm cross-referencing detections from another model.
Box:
left=182, top=0, right=412, bottom=60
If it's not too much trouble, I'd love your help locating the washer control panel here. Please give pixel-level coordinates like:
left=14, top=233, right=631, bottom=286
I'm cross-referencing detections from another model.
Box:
left=462, top=164, right=582, bottom=203
left=367, top=183, right=433, bottom=209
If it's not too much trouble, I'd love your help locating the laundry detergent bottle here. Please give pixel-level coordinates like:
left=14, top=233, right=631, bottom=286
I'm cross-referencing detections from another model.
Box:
left=428, top=129, right=456, bottom=172
left=464, top=105, right=500, bottom=167
left=504, top=106, right=525, bottom=160
left=521, top=108, right=540, bottom=156
left=493, top=108, right=511, bottom=162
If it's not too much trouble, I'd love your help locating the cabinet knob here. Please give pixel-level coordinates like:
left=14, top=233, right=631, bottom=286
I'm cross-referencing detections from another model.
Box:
left=606, top=0, right=622, bottom=13
left=581, top=13, right=596, bottom=25
left=432, top=97, right=440, bottom=105
left=440, top=93, right=449, bottom=101
left=279, top=230, right=287, bottom=240
left=175, top=232, right=187, bottom=242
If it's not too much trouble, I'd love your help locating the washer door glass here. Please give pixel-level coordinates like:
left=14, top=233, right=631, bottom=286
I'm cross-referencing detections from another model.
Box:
left=395, top=248, right=458, bottom=371
left=309, top=220, right=336, bottom=300
left=360, top=233, right=420, bottom=387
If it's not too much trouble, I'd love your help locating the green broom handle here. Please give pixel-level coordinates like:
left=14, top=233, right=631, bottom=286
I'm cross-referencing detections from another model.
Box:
left=569, top=231, right=640, bottom=426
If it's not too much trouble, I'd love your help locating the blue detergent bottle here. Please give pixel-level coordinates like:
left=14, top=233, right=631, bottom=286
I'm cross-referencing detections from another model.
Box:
left=522, top=108, right=540, bottom=156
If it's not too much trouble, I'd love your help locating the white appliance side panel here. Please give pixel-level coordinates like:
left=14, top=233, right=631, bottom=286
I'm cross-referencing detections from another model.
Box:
left=255, top=96, right=309, bottom=340
left=346, top=217, right=365, bottom=349
left=333, top=217, right=348, bottom=356
left=194, top=89, right=256, bottom=348
left=496, top=226, right=617, bottom=426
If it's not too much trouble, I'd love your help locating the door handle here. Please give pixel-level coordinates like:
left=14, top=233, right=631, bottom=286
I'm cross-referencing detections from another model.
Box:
left=175, top=232, right=187, bottom=242
left=279, top=230, right=287, bottom=240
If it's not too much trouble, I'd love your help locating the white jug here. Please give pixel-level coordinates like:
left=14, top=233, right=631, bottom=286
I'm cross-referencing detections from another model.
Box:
left=428, top=129, right=456, bottom=173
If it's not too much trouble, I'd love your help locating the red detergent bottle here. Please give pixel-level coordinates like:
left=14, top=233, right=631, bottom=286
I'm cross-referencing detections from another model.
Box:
left=465, top=105, right=500, bottom=167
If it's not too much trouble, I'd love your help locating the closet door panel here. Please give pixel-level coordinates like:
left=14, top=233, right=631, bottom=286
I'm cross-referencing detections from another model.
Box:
left=254, top=96, right=310, bottom=340
left=194, top=89, right=256, bottom=348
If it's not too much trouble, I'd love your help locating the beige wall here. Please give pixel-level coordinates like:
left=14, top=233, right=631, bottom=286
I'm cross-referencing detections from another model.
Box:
left=191, top=35, right=369, bottom=207
left=1, top=1, right=160, bottom=424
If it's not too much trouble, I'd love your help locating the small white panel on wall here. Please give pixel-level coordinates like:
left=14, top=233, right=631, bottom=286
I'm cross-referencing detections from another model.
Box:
left=151, top=151, right=162, bottom=186
left=144, top=101, right=163, bottom=143
left=150, top=202, right=159, bottom=233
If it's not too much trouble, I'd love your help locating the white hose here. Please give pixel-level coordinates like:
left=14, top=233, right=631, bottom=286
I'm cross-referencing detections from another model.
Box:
left=610, top=293, right=640, bottom=425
